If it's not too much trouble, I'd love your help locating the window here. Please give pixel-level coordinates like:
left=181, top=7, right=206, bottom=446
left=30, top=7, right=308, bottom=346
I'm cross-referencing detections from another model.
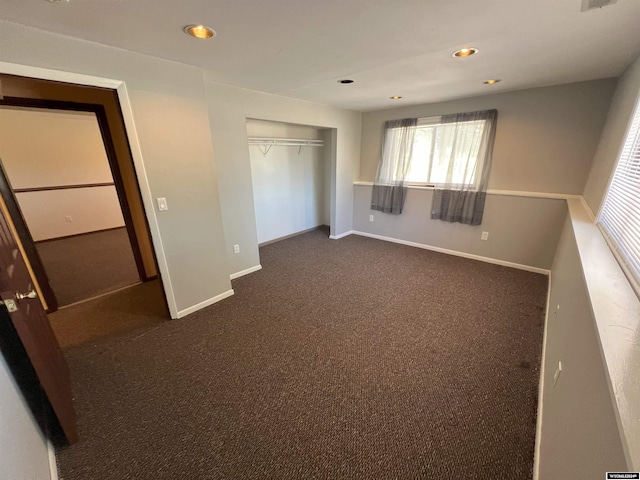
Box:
left=372, top=109, right=496, bottom=220
left=405, top=116, right=488, bottom=187
left=598, top=96, right=640, bottom=291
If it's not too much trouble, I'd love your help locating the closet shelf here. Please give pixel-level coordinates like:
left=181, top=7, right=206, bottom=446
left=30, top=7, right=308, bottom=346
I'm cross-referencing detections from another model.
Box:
left=248, top=137, right=325, bottom=156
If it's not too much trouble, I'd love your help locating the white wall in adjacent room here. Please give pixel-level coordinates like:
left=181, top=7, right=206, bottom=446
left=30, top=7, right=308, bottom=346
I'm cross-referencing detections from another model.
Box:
left=15, top=187, right=124, bottom=241
left=247, top=119, right=328, bottom=244
left=0, top=106, right=125, bottom=240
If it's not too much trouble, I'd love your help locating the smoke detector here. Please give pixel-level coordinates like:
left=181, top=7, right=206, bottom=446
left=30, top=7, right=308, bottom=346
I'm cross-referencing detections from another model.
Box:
left=581, top=0, right=617, bottom=12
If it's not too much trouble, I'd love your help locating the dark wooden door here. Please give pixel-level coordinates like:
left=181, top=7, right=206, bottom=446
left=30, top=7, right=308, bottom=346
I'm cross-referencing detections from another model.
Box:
left=0, top=195, right=77, bottom=444
left=0, top=158, right=58, bottom=313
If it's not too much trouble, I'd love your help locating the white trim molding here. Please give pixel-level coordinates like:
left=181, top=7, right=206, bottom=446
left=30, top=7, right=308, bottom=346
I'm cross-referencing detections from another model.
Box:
left=533, top=274, right=553, bottom=480
left=351, top=230, right=550, bottom=275
left=329, top=230, right=354, bottom=240
left=486, top=189, right=579, bottom=201
left=115, top=81, right=177, bottom=319
left=353, top=181, right=580, bottom=201
left=230, top=264, right=262, bottom=280
left=0, top=61, right=121, bottom=89
left=580, top=195, right=597, bottom=223
left=0, top=60, right=178, bottom=319
left=48, top=441, right=59, bottom=480
left=176, top=289, right=234, bottom=319
left=567, top=198, right=640, bottom=469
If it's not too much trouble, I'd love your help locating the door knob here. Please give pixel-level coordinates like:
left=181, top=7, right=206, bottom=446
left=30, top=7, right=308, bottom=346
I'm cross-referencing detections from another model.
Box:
left=15, top=290, right=37, bottom=301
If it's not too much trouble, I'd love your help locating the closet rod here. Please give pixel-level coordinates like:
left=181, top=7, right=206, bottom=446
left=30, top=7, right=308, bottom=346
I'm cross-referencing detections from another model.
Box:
left=248, top=137, right=325, bottom=156
left=248, top=137, right=324, bottom=146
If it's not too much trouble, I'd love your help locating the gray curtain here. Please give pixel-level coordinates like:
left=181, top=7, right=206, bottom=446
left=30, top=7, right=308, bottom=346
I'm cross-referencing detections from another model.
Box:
left=431, top=109, right=497, bottom=225
left=371, top=118, right=417, bottom=214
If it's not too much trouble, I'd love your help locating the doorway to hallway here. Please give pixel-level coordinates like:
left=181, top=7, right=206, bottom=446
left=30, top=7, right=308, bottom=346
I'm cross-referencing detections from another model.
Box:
left=0, top=105, right=141, bottom=307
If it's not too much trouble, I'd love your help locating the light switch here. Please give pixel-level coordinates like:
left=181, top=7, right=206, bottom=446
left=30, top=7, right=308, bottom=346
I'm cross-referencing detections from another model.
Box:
left=157, top=197, right=168, bottom=211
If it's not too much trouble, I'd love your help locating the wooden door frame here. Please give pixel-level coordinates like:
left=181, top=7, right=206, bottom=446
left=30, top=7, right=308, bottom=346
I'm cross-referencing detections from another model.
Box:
left=0, top=61, right=178, bottom=318
left=0, top=97, right=151, bottom=311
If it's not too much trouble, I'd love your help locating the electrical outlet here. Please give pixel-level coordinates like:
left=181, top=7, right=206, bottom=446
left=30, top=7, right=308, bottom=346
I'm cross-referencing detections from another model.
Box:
left=157, top=197, right=168, bottom=211
left=64, top=215, right=72, bottom=223
left=481, top=231, right=489, bottom=241
left=369, top=215, right=374, bottom=222
left=553, top=361, right=562, bottom=387
left=233, top=244, right=240, bottom=254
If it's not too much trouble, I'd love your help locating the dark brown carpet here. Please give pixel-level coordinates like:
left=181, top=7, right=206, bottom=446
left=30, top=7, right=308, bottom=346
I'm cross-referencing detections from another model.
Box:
left=55, top=229, right=546, bottom=479
left=36, top=227, right=140, bottom=307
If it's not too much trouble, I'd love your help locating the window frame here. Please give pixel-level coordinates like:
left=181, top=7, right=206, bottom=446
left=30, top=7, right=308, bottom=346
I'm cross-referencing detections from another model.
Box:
left=597, top=91, right=640, bottom=298
left=404, top=115, right=488, bottom=189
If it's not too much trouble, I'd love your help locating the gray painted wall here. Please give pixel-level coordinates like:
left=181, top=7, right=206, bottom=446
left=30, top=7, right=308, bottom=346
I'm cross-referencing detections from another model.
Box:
left=205, top=80, right=361, bottom=276
left=0, top=21, right=362, bottom=474
left=0, top=20, right=232, bottom=314
left=354, top=186, right=566, bottom=270
left=354, top=80, right=616, bottom=269
left=360, top=79, right=616, bottom=193
left=0, top=16, right=630, bottom=480
left=537, top=216, right=627, bottom=478
left=0, top=353, right=51, bottom=479
left=584, top=54, right=640, bottom=213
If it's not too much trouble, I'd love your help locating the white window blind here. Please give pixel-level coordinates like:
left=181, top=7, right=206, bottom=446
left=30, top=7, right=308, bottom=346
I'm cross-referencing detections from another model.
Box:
left=599, top=96, right=640, bottom=290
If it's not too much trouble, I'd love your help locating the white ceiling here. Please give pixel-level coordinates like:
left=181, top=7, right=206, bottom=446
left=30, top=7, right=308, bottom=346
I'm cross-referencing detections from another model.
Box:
left=1, top=0, right=640, bottom=111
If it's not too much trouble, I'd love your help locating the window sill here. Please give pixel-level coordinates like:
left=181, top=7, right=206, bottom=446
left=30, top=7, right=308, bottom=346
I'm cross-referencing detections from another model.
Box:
left=567, top=198, right=640, bottom=469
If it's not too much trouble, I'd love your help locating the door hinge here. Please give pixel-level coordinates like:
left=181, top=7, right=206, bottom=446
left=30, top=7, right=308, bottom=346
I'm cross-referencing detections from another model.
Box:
left=0, top=299, right=18, bottom=312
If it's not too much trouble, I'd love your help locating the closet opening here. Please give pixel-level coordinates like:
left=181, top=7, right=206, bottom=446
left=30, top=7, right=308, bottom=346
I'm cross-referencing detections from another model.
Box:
left=246, top=119, right=335, bottom=246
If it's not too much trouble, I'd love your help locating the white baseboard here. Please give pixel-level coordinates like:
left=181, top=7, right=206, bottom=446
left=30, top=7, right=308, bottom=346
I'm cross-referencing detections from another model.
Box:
left=48, top=441, right=58, bottom=480
left=351, top=230, right=550, bottom=275
left=230, top=264, right=262, bottom=280
left=329, top=230, right=354, bottom=240
left=533, top=274, right=553, bottom=480
left=175, top=289, right=234, bottom=319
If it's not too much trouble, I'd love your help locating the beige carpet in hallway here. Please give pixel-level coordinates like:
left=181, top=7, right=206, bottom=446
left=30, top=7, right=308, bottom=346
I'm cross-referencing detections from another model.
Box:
left=36, top=227, right=140, bottom=307
left=49, top=280, right=167, bottom=349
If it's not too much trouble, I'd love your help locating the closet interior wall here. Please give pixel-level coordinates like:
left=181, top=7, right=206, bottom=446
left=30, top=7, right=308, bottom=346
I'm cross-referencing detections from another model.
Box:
left=247, top=119, right=329, bottom=245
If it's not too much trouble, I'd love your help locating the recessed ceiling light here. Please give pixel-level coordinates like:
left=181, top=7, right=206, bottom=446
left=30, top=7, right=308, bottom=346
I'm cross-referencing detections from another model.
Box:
left=452, top=47, right=478, bottom=58
left=338, top=79, right=354, bottom=84
left=46, top=0, right=69, bottom=3
left=184, top=25, right=216, bottom=39
left=390, top=96, right=402, bottom=100
left=484, top=79, right=501, bottom=85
